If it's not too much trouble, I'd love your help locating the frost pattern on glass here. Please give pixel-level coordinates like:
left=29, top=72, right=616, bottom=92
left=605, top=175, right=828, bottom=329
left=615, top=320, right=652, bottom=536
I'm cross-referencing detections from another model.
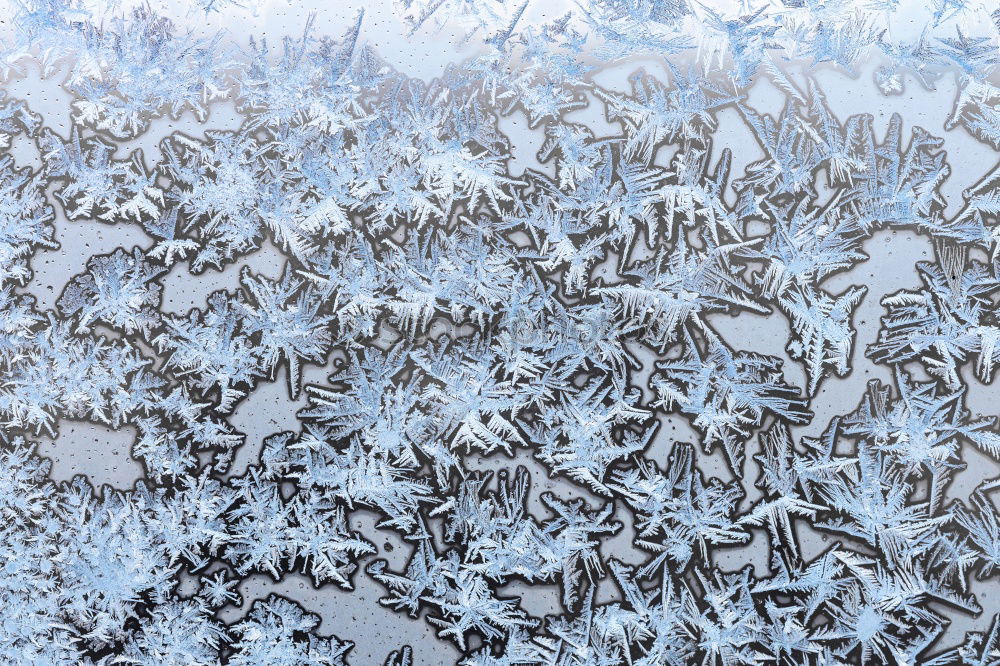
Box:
left=2, top=1, right=1000, bottom=664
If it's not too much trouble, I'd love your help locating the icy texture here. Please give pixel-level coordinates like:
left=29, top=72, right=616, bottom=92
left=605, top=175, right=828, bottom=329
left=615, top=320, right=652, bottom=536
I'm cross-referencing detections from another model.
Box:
left=1, top=0, right=1000, bottom=663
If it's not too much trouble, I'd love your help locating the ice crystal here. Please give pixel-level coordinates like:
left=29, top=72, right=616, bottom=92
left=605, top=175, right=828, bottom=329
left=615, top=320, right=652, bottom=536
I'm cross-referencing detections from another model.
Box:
left=2, top=0, right=1000, bottom=663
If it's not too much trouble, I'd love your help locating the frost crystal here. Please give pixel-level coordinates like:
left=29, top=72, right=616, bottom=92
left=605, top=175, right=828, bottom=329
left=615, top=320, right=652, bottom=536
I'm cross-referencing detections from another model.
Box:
left=3, top=0, right=1000, bottom=663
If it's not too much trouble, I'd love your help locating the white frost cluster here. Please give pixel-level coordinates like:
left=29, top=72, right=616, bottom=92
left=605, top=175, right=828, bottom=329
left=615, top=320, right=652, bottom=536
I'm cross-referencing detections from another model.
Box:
left=1, top=0, right=1000, bottom=664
